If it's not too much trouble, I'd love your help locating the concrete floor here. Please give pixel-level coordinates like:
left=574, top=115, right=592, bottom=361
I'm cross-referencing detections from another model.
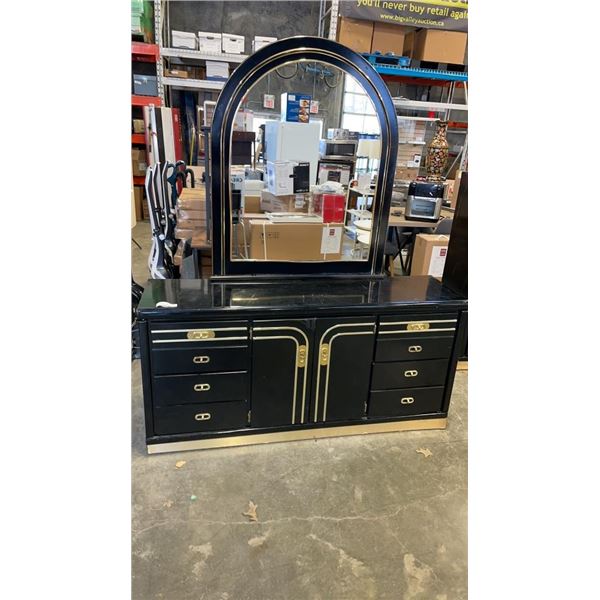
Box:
left=131, top=218, right=467, bottom=600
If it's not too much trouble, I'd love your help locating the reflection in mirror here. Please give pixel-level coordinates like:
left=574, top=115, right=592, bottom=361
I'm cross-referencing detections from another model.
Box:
left=228, top=60, right=382, bottom=262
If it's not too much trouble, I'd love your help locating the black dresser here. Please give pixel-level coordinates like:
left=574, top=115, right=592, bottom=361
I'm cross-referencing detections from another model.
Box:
left=137, top=277, right=467, bottom=453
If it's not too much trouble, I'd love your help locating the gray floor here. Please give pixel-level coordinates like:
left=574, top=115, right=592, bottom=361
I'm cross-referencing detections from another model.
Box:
left=131, top=218, right=467, bottom=600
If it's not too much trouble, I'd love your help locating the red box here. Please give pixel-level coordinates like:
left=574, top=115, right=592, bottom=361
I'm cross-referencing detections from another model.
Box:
left=313, top=193, right=346, bottom=223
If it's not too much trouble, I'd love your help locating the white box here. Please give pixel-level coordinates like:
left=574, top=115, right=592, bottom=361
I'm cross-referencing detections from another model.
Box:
left=253, top=36, right=277, bottom=52
left=266, top=161, right=296, bottom=196
left=233, top=110, right=254, bottom=132
left=205, top=60, right=229, bottom=80
left=198, top=31, right=222, bottom=54
left=265, top=121, right=321, bottom=188
left=222, top=33, right=245, bottom=54
left=172, top=30, right=196, bottom=50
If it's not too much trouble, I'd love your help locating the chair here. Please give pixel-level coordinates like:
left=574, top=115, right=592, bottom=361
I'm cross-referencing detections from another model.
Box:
left=430, top=217, right=454, bottom=235
left=384, top=226, right=414, bottom=276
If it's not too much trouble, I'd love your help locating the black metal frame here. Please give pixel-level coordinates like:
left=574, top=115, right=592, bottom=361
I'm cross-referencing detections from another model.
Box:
left=210, top=36, right=398, bottom=279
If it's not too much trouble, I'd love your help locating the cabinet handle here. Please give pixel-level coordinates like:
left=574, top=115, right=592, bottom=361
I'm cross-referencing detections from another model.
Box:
left=408, top=345, right=422, bottom=353
left=193, top=355, right=210, bottom=364
left=401, top=397, right=415, bottom=404
left=194, top=383, right=211, bottom=392
left=404, top=370, right=418, bottom=377
left=187, top=329, right=215, bottom=340
left=194, top=413, right=211, bottom=421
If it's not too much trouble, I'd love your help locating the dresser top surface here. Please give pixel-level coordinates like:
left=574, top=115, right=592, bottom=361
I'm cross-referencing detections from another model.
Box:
left=137, top=276, right=467, bottom=320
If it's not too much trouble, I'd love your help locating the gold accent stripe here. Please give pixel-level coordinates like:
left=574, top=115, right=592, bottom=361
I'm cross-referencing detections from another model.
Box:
left=151, top=327, right=248, bottom=333
left=152, top=337, right=249, bottom=344
left=147, top=418, right=448, bottom=454
left=379, top=328, right=455, bottom=335
left=381, top=320, right=457, bottom=326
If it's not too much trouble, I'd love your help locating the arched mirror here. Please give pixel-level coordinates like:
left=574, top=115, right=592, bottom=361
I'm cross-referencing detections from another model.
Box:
left=211, top=37, right=398, bottom=278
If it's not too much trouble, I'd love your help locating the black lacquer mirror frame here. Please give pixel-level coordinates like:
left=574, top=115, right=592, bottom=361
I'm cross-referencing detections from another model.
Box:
left=210, top=36, right=398, bottom=279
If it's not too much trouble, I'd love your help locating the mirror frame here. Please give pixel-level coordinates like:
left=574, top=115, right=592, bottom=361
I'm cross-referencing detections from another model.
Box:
left=210, top=36, right=398, bottom=279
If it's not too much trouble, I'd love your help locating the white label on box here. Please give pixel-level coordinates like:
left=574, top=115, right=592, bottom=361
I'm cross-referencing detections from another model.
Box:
left=310, top=100, right=319, bottom=114
left=321, top=226, right=342, bottom=255
left=428, top=246, right=448, bottom=277
left=263, top=94, right=275, bottom=109
left=294, top=195, right=305, bottom=208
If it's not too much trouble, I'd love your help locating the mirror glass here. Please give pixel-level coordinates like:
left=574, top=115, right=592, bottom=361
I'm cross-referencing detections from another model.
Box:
left=228, top=59, right=382, bottom=262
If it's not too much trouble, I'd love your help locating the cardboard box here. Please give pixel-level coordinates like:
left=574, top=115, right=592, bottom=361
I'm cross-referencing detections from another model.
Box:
left=133, top=186, right=144, bottom=221
left=397, top=143, right=423, bottom=168
left=337, top=17, right=373, bottom=53
left=394, top=166, right=420, bottom=181
left=253, top=35, right=277, bottom=52
left=443, top=179, right=455, bottom=201
left=410, top=234, right=450, bottom=277
left=131, top=148, right=147, bottom=177
left=371, top=23, right=411, bottom=55
left=233, top=110, right=254, bottom=132
left=404, top=29, right=467, bottom=65
left=198, top=31, right=222, bottom=54
left=177, top=208, right=206, bottom=221
left=397, top=120, right=426, bottom=143
left=172, top=30, right=197, bottom=50
left=248, top=221, right=343, bottom=261
left=132, top=119, right=145, bottom=134
left=260, top=190, right=309, bottom=213
left=243, top=194, right=262, bottom=213
left=222, top=33, right=244, bottom=54
left=280, top=93, right=311, bottom=123
left=165, top=68, right=189, bottom=79
left=266, top=161, right=295, bottom=196
left=313, top=193, right=346, bottom=224
left=450, top=170, right=463, bottom=209
left=206, top=60, right=229, bottom=80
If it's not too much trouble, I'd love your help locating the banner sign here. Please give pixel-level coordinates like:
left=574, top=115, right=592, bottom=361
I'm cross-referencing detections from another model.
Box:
left=339, top=0, right=468, bottom=32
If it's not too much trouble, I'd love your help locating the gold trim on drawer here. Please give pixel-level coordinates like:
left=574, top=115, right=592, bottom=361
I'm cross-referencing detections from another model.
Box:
left=407, top=322, right=429, bottom=332
left=187, top=330, right=215, bottom=340
left=147, top=418, right=448, bottom=453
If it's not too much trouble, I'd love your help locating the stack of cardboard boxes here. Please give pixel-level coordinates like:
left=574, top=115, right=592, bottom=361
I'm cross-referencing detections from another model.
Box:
left=337, top=18, right=467, bottom=66
left=175, top=187, right=207, bottom=240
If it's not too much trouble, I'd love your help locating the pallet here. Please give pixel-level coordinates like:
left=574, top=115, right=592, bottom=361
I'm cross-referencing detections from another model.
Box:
left=362, top=52, right=411, bottom=68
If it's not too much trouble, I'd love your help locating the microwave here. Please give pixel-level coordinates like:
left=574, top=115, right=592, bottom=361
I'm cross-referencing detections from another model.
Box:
left=405, top=182, right=444, bottom=222
left=319, top=139, right=358, bottom=158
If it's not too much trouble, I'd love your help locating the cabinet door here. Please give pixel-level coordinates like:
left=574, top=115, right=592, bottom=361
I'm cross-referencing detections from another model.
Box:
left=251, top=319, right=313, bottom=428
left=310, top=317, right=376, bottom=423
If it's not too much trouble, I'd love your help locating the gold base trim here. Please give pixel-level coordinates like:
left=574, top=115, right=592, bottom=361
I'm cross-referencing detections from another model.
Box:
left=147, top=418, right=448, bottom=454
left=457, top=361, right=468, bottom=371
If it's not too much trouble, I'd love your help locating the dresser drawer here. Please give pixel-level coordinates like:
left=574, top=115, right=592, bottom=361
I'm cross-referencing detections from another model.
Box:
left=368, top=387, right=444, bottom=417
left=153, top=401, right=248, bottom=435
left=153, top=372, right=248, bottom=407
left=378, top=315, right=458, bottom=335
left=149, top=320, right=249, bottom=348
left=151, top=345, right=249, bottom=375
left=371, top=359, right=449, bottom=390
left=374, top=335, right=454, bottom=363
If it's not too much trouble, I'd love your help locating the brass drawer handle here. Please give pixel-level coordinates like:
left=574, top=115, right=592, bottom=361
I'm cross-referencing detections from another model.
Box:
left=404, top=370, right=418, bottom=377
left=194, top=383, right=211, bottom=392
left=187, top=330, right=215, bottom=340
left=194, top=413, right=211, bottom=421
left=401, top=397, right=415, bottom=404
left=193, top=355, right=210, bottom=364
left=408, top=345, right=422, bottom=353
